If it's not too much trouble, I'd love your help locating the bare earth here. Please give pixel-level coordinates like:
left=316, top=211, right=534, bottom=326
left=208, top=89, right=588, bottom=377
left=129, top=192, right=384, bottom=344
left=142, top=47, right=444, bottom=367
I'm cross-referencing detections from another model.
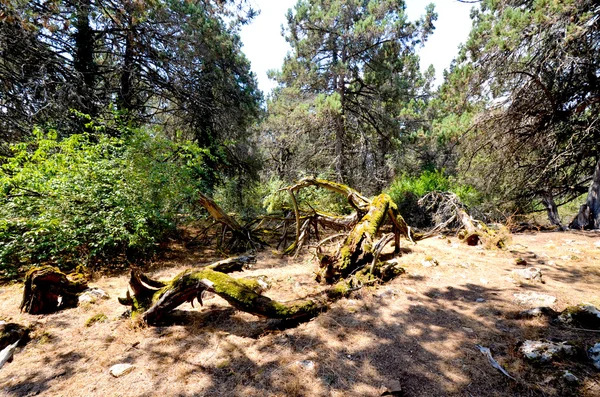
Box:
left=1, top=231, right=600, bottom=397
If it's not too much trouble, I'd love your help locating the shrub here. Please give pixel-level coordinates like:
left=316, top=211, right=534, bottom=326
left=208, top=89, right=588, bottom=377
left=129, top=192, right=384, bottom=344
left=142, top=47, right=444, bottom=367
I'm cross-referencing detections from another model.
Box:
left=0, top=127, right=207, bottom=278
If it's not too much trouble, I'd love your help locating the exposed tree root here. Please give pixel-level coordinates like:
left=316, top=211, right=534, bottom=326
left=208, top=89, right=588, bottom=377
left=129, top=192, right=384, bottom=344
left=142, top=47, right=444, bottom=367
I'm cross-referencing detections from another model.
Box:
left=197, top=191, right=264, bottom=252
left=20, top=266, right=88, bottom=314
left=118, top=255, right=360, bottom=325
left=419, top=191, right=511, bottom=249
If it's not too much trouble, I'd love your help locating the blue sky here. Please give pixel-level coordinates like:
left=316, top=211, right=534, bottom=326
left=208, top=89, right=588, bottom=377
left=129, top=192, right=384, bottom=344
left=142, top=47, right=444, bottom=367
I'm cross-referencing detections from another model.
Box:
left=239, top=0, right=475, bottom=95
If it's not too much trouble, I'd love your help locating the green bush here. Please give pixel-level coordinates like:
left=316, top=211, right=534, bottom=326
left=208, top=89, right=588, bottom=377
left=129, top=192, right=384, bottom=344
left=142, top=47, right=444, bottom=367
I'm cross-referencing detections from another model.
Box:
left=0, top=127, right=207, bottom=278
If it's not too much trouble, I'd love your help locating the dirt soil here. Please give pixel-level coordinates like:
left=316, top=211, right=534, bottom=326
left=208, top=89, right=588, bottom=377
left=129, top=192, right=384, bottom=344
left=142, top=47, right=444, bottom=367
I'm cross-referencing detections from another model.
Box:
left=1, top=231, right=600, bottom=397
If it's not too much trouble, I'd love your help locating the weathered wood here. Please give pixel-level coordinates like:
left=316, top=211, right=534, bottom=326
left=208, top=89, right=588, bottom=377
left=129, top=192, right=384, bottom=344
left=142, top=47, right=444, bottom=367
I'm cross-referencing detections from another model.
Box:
left=206, top=255, right=256, bottom=273
left=570, top=158, right=600, bottom=230
left=20, top=266, right=88, bottom=314
left=197, top=191, right=263, bottom=251
left=118, top=255, right=367, bottom=325
left=319, top=193, right=411, bottom=283
left=286, top=177, right=371, bottom=211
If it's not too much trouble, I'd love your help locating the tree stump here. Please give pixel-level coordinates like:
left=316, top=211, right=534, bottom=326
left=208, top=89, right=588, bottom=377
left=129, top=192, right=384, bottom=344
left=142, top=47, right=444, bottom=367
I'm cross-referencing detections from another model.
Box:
left=20, top=266, right=88, bottom=314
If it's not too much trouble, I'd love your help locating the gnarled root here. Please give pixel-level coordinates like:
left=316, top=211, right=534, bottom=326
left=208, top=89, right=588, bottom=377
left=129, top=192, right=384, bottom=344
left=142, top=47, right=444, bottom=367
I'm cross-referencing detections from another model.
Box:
left=20, top=266, right=88, bottom=314
left=119, top=255, right=341, bottom=325
left=319, top=194, right=413, bottom=283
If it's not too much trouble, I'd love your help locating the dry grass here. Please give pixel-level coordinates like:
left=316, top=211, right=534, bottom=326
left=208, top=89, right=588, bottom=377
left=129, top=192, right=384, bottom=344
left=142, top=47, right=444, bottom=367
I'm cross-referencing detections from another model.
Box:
left=1, top=231, right=600, bottom=396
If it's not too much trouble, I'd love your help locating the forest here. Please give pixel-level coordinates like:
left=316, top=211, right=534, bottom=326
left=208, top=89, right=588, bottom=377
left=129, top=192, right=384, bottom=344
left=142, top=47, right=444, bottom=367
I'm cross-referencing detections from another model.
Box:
left=0, top=0, right=599, bottom=396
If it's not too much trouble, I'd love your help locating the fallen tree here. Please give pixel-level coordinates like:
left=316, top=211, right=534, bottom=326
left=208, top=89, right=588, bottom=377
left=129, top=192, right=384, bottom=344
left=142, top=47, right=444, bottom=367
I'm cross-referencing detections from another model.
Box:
left=118, top=255, right=356, bottom=325
left=418, top=191, right=511, bottom=248
left=279, top=178, right=415, bottom=283
left=197, top=191, right=264, bottom=252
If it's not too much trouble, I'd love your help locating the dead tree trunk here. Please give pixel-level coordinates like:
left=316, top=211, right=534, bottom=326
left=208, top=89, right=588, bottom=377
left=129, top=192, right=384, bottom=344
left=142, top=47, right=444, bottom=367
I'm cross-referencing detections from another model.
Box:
left=570, top=158, right=600, bottom=230
left=118, top=256, right=347, bottom=325
left=197, top=191, right=263, bottom=251
left=541, top=194, right=564, bottom=230
left=20, top=266, right=88, bottom=314
left=319, top=193, right=412, bottom=283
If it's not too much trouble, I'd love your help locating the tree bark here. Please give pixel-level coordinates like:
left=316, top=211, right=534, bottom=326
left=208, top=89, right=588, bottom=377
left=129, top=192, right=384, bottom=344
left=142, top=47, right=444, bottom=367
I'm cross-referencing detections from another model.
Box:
left=119, top=256, right=343, bottom=325
left=20, top=266, right=88, bottom=314
left=197, top=191, right=262, bottom=251
left=570, top=158, right=600, bottom=230
left=319, top=193, right=412, bottom=283
left=541, top=194, right=564, bottom=229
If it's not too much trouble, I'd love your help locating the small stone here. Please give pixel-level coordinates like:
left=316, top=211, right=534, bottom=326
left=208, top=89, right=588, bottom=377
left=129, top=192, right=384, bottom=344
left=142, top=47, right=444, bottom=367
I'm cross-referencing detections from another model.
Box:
left=511, top=267, right=543, bottom=283
left=296, top=360, right=315, bottom=370
left=79, top=288, right=110, bottom=304
left=562, top=370, right=579, bottom=383
left=479, top=278, right=489, bottom=285
left=594, top=241, right=600, bottom=248
left=513, top=292, right=556, bottom=307
left=462, top=327, right=474, bottom=333
left=520, top=340, right=576, bottom=363
left=515, top=258, right=527, bottom=266
left=109, top=363, right=134, bottom=377
left=589, top=343, right=600, bottom=370
left=421, top=259, right=439, bottom=267
left=518, top=307, right=557, bottom=319
left=476, top=298, right=486, bottom=303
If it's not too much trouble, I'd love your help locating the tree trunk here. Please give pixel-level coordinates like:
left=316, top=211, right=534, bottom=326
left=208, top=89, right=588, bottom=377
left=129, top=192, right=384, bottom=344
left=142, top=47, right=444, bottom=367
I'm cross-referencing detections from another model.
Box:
left=73, top=0, right=97, bottom=116
left=541, top=194, right=564, bottom=229
left=119, top=256, right=347, bottom=325
left=319, top=193, right=412, bottom=283
left=197, top=191, right=262, bottom=251
left=570, top=158, right=600, bottom=230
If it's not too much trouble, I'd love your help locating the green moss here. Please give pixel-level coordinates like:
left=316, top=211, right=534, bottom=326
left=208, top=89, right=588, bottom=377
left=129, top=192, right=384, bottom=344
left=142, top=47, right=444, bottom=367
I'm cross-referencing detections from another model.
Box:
left=326, top=281, right=352, bottom=299
left=85, top=313, right=108, bottom=327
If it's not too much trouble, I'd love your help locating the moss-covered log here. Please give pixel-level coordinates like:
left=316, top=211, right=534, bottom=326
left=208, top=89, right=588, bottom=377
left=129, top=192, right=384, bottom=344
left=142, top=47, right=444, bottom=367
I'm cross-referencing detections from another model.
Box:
left=319, top=193, right=412, bottom=283
left=119, top=256, right=361, bottom=325
left=20, top=266, right=88, bottom=314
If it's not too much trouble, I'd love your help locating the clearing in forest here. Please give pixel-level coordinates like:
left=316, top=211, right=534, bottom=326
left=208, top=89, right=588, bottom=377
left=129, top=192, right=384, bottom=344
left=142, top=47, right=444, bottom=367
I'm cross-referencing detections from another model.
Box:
left=1, top=230, right=600, bottom=397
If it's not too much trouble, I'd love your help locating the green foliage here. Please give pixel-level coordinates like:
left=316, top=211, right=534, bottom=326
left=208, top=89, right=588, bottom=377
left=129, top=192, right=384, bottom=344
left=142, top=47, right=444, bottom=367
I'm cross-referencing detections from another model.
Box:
left=264, top=0, right=437, bottom=193
left=453, top=0, right=600, bottom=213
left=262, top=177, right=350, bottom=216
left=0, top=126, right=208, bottom=278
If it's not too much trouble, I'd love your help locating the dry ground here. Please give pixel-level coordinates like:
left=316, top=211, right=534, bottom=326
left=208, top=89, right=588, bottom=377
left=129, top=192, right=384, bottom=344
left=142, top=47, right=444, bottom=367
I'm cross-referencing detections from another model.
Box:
left=1, top=231, right=600, bottom=397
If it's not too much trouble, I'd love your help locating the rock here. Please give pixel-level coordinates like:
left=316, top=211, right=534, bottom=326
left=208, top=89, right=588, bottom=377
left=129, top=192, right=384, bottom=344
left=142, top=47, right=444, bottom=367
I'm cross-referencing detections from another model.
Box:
left=462, top=327, right=475, bottom=333
left=296, top=360, right=315, bottom=370
left=520, top=340, right=576, bottom=363
left=557, top=304, right=600, bottom=329
left=511, top=267, right=543, bottom=283
left=479, top=278, right=489, bottom=285
left=421, top=258, right=439, bottom=267
left=382, top=379, right=403, bottom=396
left=562, top=370, right=579, bottom=383
left=589, top=343, right=600, bottom=370
left=518, top=307, right=557, bottom=319
left=594, top=240, right=600, bottom=248
left=376, top=289, right=399, bottom=299
left=476, top=298, right=486, bottom=303
left=513, top=292, right=556, bottom=307
left=109, top=363, right=135, bottom=377
left=79, top=288, right=110, bottom=304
